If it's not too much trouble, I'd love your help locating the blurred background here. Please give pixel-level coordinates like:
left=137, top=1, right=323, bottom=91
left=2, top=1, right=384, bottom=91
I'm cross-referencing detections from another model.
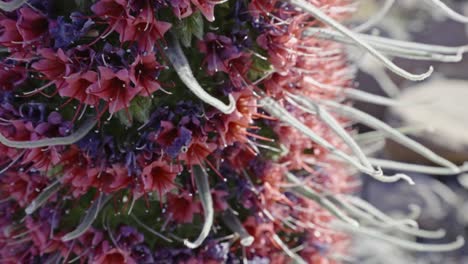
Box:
left=347, top=0, right=468, bottom=263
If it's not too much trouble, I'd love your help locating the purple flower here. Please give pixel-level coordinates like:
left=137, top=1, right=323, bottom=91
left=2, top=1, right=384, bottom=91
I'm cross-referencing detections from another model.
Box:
left=96, top=43, right=128, bottom=69
left=19, top=103, right=47, bottom=123
left=202, top=241, right=230, bottom=261
left=131, top=244, right=154, bottom=263
left=198, top=33, right=241, bottom=75
left=116, top=225, right=144, bottom=250
left=165, top=126, right=192, bottom=158
left=153, top=247, right=193, bottom=263
left=38, top=207, right=61, bottom=230
left=50, top=13, right=94, bottom=48
left=29, top=0, right=53, bottom=16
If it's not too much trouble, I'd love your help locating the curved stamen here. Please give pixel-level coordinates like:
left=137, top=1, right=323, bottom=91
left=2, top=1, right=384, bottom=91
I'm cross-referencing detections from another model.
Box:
left=286, top=172, right=360, bottom=226
left=287, top=93, right=378, bottom=172
left=333, top=220, right=465, bottom=252
left=343, top=88, right=405, bottom=106
left=322, top=100, right=460, bottom=172
left=285, top=0, right=433, bottom=81
left=260, top=96, right=413, bottom=184
left=272, top=234, right=307, bottom=264
left=353, top=0, right=395, bottom=32
left=306, top=28, right=468, bottom=62
left=368, top=158, right=468, bottom=175
left=426, top=0, right=468, bottom=23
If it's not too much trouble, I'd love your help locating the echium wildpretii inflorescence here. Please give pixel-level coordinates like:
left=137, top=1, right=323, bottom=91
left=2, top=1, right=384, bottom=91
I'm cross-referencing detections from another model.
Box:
left=0, top=0, right=467, bottom=263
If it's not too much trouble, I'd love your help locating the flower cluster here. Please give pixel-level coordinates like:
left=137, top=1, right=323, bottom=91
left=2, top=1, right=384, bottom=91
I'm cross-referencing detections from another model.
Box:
left=0, top=0, right=465, bottom=263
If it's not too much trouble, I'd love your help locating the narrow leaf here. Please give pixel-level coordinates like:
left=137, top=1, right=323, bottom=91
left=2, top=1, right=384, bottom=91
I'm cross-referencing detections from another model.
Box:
left=62, top=194, right=110, bottom=242
left=25, top=180, right=61, bottom=215
left=183, top=165, right=214, bottom=248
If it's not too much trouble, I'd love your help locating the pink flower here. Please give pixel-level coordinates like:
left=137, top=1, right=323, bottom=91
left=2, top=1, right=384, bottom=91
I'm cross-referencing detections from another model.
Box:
left=60, top=71, right=100, bottom=106
left=32, top=48, right=71, bottom=89
left=0, top=17, right=22, bottom=48
left=130, top=53, right=164, bottom=96
left=16, top=7, right=49, bottom=42
left=191, top=0, right=217, bottom=22
left=91, top=0, right=129, bottom=36
left=198, top=33, right=241, bottom=75
left=170, top=0, right=193, bottom=19
left=87, top=67, right=140, bottom=114
left=140, top=160, right=182, bottom=196
left=179, top=137, right=217, bottom=166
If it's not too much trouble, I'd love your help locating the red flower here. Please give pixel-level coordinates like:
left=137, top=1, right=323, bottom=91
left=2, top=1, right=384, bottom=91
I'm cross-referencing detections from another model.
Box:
left=0, top=172, right=48, bottom=208
left=59, top=146, right=95, bottom=197
left=0, top=64, right=27, bottom=91
left=16, top=7, right=49, bottom=42
left=88, top=164, right=132, bottom=193
left=60, top=71, right=100, bottom=106
left=130, top=53, right=164, bottom=96
left=140, top=160, right=182, bottom=196
left=94, top=248, right=136, bottom=264
left=167, top=191, right=201, bottom=223
left=87, top=67, right=140, bottom=114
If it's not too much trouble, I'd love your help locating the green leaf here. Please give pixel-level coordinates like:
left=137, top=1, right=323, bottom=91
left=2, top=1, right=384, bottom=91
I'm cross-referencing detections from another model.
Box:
left=190, top=12, right=204, bottom=40
left=175, top=11, right=204, bottom=48
left=117, top=96, right=153, bottom=126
